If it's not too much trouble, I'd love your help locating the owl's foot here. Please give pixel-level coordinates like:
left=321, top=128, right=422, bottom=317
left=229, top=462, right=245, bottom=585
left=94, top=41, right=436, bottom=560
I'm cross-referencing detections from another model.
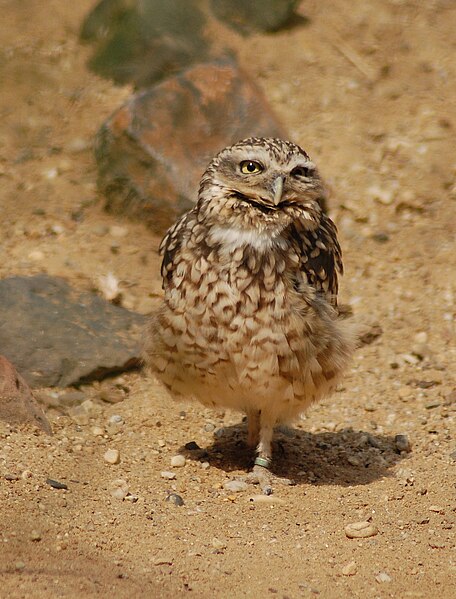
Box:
left=241, top=462, right=292, bottom=495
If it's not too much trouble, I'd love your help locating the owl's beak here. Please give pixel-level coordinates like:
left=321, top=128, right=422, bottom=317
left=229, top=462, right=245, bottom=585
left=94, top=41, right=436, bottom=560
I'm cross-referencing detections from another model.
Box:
left=271, top=176, right=285, bottom=206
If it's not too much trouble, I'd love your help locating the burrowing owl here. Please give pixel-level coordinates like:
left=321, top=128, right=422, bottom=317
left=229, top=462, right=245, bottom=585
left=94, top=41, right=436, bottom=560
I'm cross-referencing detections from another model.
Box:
left=144, top=137, right=357, bottom=493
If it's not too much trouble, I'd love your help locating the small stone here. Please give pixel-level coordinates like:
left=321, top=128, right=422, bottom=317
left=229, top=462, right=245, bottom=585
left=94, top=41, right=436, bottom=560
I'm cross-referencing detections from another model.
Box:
left=125, top=494, right=138, bottom=503
left=28, top=250, right=45, bottom=261
left=204, top=423, right=215, bottom=432
left=398, top=387, right=412, bottom=399
left=429, top=505, right=444, bottom=514
left=30, top=530, right=41, bottom=542
left=157, top=439, right=166, bottom=447
left=212, top=537, right=226, bottom=550
left=223, top=480, right=248, bottom=493
left=395, top=434, right=412, bottom=453
left=4, top=474, right=19, bottom=481
left=21, top=470, right=32, bottom=479
left=15, top=561, right=26, bottom=571
left=109, top=225, right=128, bottom=238
left=160, top=471, right=176, bottom=480
left=104, top=449, right=120, bottom=464
left=110, top=479, right=129, bottom=500
left=375, top=572, right=392, bottom=583
left=344, top=521, right=378, bottom=539
left=201, top=461, right=210, bottom=469
left=166, top=493, right=184, bottom=506
left=248, top=495, right=286, bottom=505
left=91, top=426, right=104, bottom=436
left=170, top=455, right=186, bottom=468
left=368, top=184, right=395, bottom=205
left=153, top=557, right=173, bottom=566
left=414, top=332, right=428, bottom=344
left=108, top=414, right=123, bottom=425
left=46, top=478, right=68, bottom=490
left=449, top=450, right=456, bottom=461
left=341, top=561, right=357, bottom=576
left=184, top=441, right=200, bottom=450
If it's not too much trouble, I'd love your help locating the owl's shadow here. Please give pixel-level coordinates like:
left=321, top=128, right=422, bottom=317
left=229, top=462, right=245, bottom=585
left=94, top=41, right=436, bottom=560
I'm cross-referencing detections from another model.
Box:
left=179, top=421, right=408, bottom=487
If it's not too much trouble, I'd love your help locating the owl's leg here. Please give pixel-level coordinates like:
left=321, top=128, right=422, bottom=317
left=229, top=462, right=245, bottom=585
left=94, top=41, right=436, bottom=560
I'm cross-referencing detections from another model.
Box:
left=242, top=414, right=292, bottom=494
left=246, top=409, right=260, bottom=448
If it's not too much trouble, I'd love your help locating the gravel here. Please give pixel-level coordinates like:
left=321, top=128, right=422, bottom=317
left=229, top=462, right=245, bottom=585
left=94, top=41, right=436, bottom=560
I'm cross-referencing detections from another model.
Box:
left=160, top=471, right=176, bottom=480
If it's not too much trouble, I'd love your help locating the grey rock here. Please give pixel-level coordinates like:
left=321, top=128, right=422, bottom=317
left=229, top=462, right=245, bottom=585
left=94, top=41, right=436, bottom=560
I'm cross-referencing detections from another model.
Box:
left=165, top=493, right=184, bottom=506
left=0, top=355, right=52, bottom=433
left=81, top=0, right=210, bottom=88
left=210, top=0, right=299, bottom=34
left=0, top=275, right=145, bottom=387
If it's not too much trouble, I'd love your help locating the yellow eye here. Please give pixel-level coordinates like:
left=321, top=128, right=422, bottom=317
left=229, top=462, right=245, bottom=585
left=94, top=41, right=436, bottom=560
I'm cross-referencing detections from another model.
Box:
left=240, top=160, right=263, bottom=174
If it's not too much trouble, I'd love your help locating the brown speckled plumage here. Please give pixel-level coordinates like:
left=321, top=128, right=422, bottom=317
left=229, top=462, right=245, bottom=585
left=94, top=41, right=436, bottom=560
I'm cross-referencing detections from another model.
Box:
left=144, top=137, right=357, bottom=491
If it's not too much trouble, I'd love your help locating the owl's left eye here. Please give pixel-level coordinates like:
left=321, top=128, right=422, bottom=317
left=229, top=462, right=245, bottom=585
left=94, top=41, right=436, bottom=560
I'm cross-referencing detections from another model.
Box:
left=240, top=160, right=263, bottom=174
left=291, top=165, right=313, bottom=178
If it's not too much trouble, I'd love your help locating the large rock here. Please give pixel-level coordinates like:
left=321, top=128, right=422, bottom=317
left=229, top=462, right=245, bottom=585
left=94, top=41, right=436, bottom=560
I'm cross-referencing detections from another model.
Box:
left=0, top=275, right=146, bottom=388
left=0, top=356, right=52, bottom=433
left=80, top=0, right=210, bottom=88
left=96, top=58, right=286, bottom=233
left=210, top=0, right=299, bottom=34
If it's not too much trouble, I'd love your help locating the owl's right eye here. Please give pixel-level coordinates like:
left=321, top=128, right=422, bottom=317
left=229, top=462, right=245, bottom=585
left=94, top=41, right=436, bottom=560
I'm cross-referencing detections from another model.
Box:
left=240, top=160, right=263, bottom=174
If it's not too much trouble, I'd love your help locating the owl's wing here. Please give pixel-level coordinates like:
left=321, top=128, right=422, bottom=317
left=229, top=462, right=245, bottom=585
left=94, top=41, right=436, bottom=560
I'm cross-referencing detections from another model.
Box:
left=159, top=210, right=195, bottom=287
left=290, top=213, right=343, bottom=307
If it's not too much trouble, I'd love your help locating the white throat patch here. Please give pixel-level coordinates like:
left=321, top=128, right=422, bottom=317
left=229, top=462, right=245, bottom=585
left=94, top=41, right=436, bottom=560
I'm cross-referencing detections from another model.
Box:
left=210, top=225, right=286, bottom=252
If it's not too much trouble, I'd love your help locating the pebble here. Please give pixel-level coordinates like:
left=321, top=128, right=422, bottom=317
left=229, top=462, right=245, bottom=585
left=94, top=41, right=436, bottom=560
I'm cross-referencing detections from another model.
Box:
left=46, top=478, right=68, bottom=490
left=341, top=561, right=357, bottom=576
left=160, top=471, right=176, bottom=480
left=15, top=561, right=25, bottom=571
left=367, top=184, right=395, bottom=205
left=30, top=530, right=42, bottom=542
left=395, top=434, right=412, bottom=453
left=204, top=423, right=215, bottom=432
left=92, top=426, right=104, bottom=436
left=248, top=495, right=286, bottom=505
left=375, top=572, right=392, bottom=583
left=110, top=479, right=129, bottom=500
left=104, top=449, right=120, bottom=465
left=157, top=439, right=166, bottom=447
left=170, top=455, right=186, bottom=468
left=109, top=225, right=128, bottom=238
left=201, top=461, right=210, bottom=469
left=166, top=493, right=184, bottom=506
left=212, top=537, right=227, bottom=550
left=429, top=505, right=444, bottom=514
left=153, top=557, right=173, bottom=566
left=108, top=414, right=124, bottom=425
left=184, top=441, right=200, bottom=450
left=223, top=480, right=248, bottom=493
left=4, top=474, right=19, bottom=481
left=344, top=521, right=378, bottom=539
left=28, top=250, right=45, bottom=261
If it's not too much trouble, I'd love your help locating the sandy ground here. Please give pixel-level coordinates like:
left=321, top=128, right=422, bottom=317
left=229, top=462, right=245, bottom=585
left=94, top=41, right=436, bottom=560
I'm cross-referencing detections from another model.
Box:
left=1, top=1, right=456, bottom=597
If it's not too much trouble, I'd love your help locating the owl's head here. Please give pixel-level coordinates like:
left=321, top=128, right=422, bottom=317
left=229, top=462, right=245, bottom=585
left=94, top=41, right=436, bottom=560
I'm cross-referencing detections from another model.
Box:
left=198, top=137, right=327, bottom=234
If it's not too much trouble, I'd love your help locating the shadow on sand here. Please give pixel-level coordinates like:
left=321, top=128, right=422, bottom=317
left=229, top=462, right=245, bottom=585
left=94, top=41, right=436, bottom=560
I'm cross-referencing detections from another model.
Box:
left=179, top=421, right=408, bottom=487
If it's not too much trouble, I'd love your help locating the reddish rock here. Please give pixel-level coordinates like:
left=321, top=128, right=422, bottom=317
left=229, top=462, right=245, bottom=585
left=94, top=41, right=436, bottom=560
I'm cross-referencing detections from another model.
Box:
left=96, top=58, right=286, bottom=233
left=0, top=356, right=52, bottom=434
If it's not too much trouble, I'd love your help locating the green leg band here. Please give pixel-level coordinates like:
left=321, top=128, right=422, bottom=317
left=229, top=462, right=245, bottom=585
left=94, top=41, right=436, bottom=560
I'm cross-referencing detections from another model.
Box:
left=254, top=457, right=271, bottom=469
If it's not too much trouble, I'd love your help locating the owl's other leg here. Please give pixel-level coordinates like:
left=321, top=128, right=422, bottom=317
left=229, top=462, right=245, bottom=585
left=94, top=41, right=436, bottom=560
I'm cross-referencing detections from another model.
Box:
left=242, top=413, right=292, bottom=494
left=246, top=409, right=260, bottom=448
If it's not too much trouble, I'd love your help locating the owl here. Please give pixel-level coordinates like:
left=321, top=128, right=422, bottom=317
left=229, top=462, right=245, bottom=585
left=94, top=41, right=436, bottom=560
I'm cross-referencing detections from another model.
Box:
left=144, top=137, right=357, bottom=493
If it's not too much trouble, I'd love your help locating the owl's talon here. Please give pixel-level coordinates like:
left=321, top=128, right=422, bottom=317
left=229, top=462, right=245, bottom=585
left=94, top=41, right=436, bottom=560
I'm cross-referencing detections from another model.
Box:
left=240, top=464, right=292, bottom=494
